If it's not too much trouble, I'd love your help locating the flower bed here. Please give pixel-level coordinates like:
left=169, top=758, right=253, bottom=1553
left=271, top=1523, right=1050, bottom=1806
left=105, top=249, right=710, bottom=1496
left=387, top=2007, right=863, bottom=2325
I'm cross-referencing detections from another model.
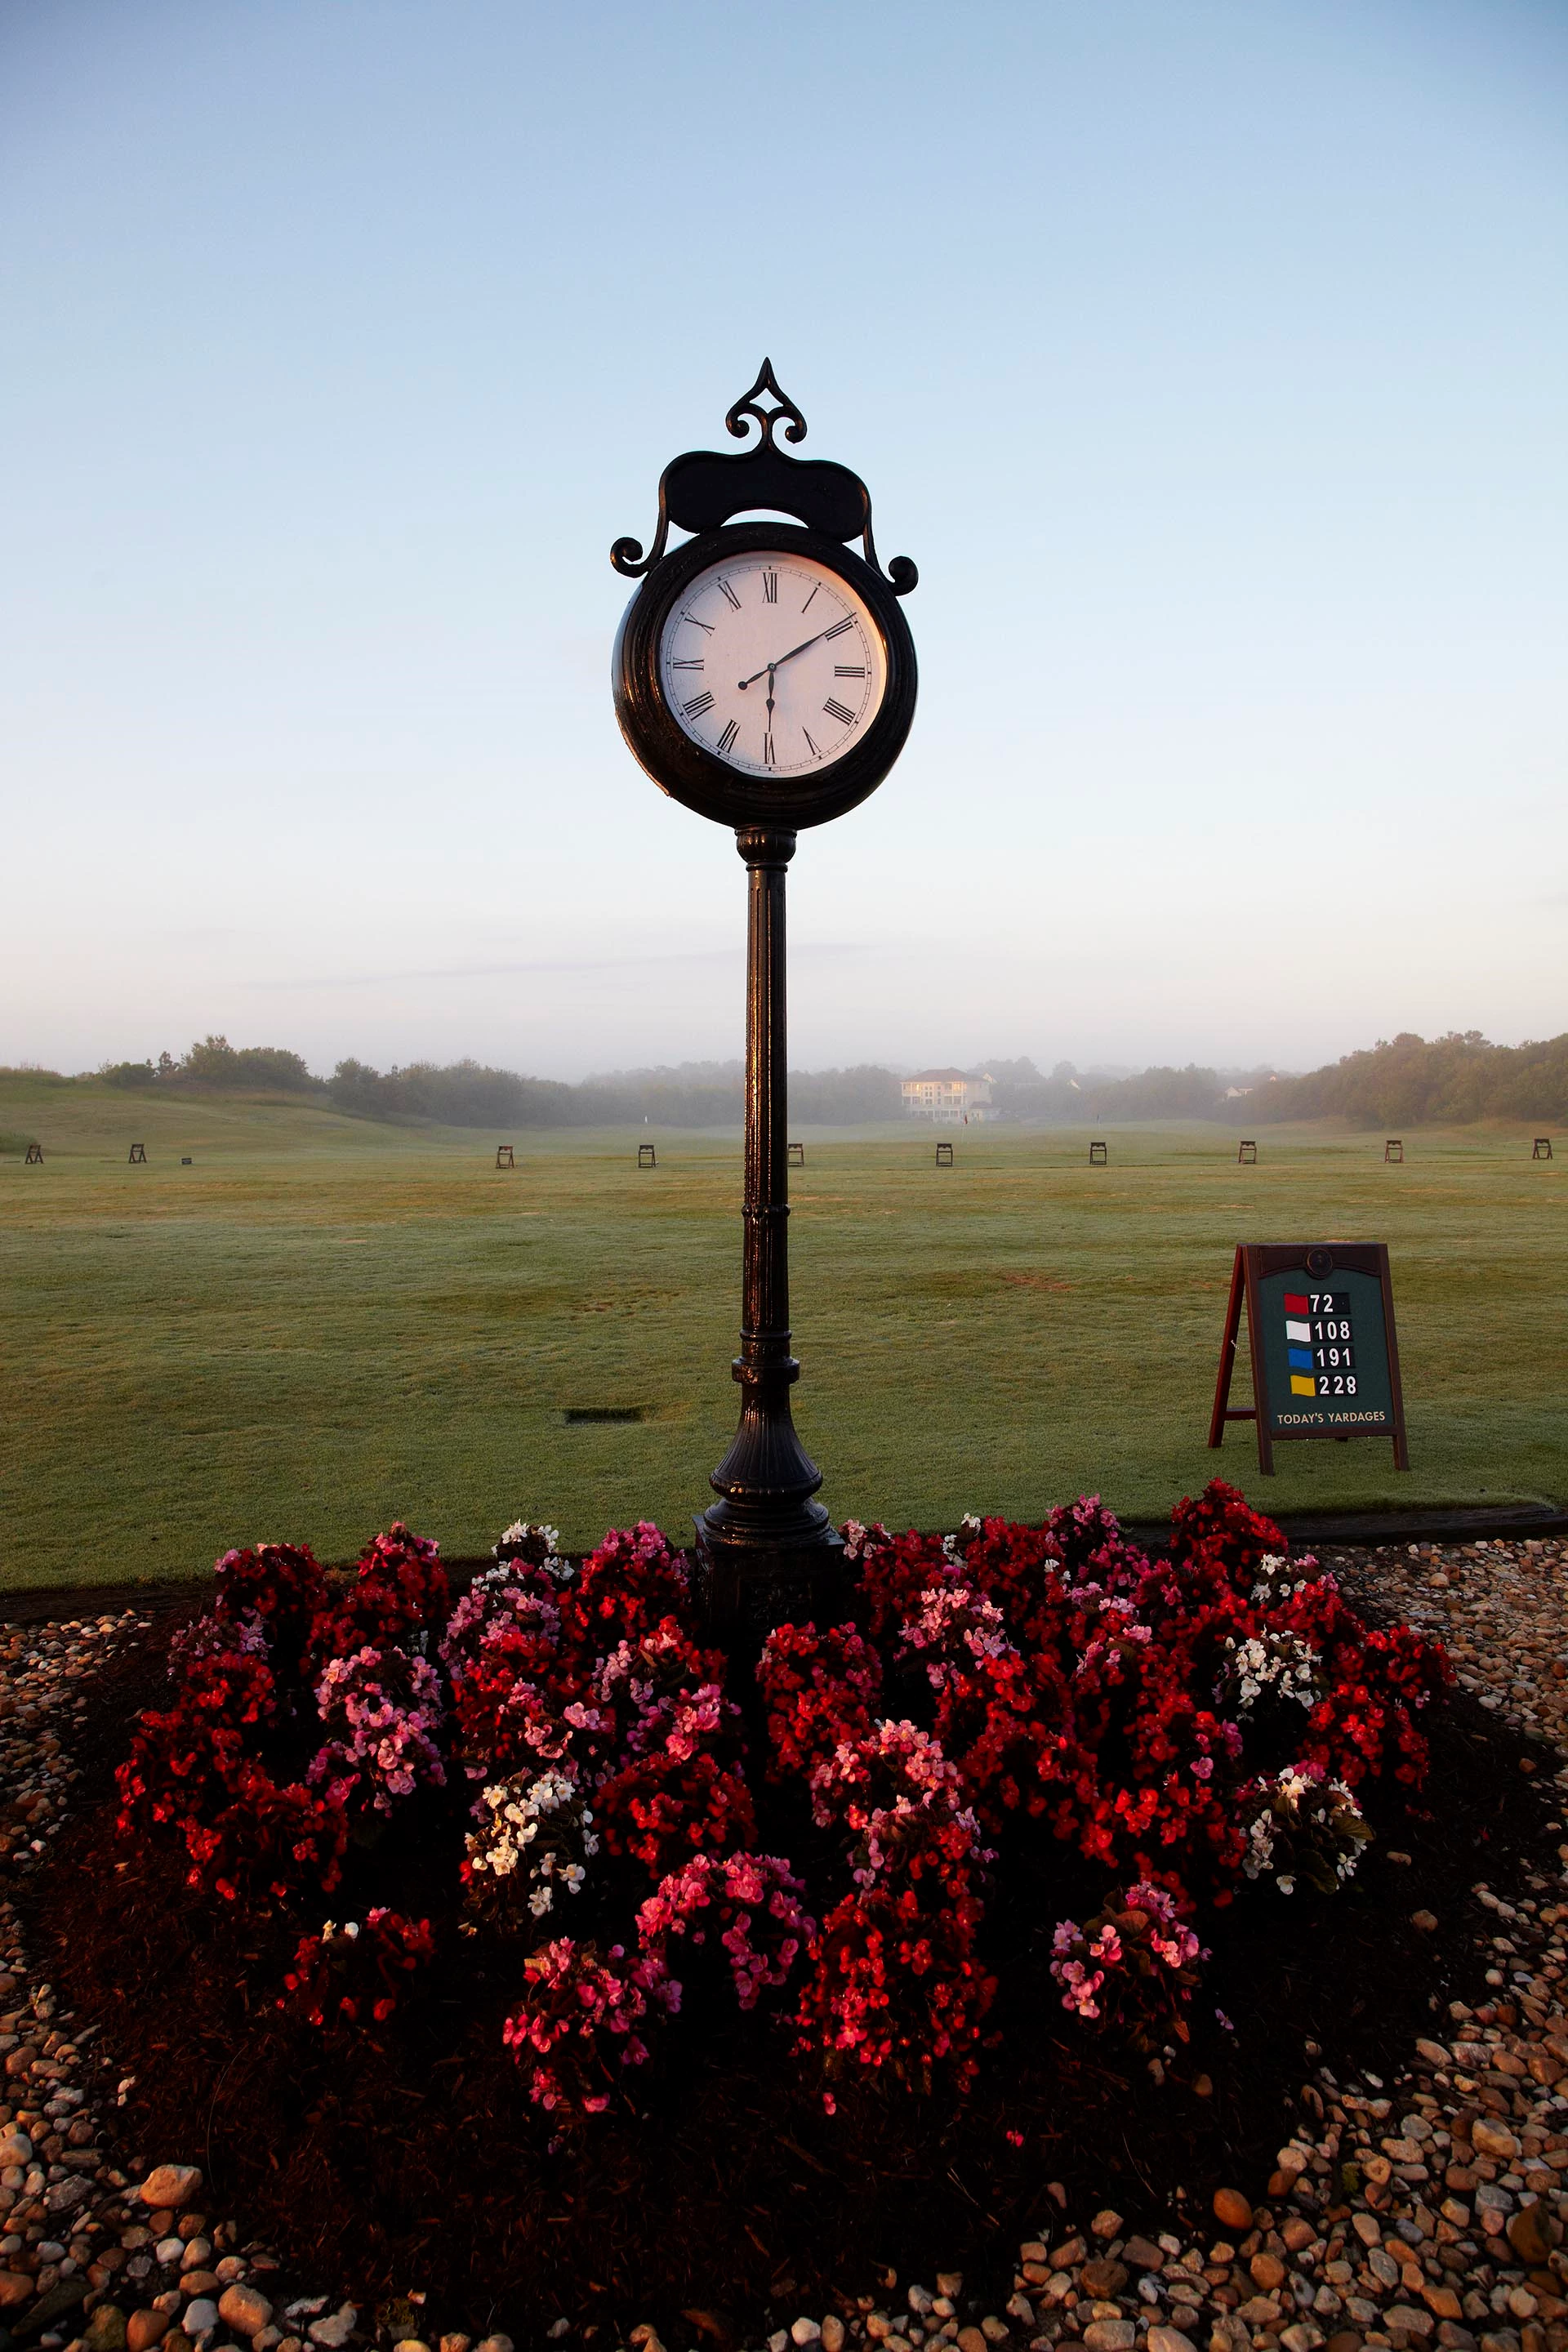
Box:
left=110, top=1484, right=1447, bottom=2118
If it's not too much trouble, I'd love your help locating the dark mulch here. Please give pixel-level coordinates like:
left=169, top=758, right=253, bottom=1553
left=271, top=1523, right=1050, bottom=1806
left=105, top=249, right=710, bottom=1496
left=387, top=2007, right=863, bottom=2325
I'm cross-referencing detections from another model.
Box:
left=23, top=1625, right=1561, bottom=2348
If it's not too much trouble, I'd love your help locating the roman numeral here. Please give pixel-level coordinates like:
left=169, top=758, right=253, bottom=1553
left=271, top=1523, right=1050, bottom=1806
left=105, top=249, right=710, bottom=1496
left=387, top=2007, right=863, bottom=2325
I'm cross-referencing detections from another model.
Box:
left=822, top=697, right=856, bottom=726
left=682, top=692, right=715, bottom=719
left=833, top=664, right=866, bottom=678
left=715, top=719, right=738, bottom=755
left=762, top=568, right=778, bottom=604
left=824, top=618, right=854, bottom=640
left=800, top=584, right=819, bottom=613
left=717, top=577, right=742, bottom=610
left=803, top=728, right=820, bottom=759
left=680, top=612, right=714, bottom=633
left=763, top=732, right=776, bottom=768
left=670, top=659, right=704, bottom=670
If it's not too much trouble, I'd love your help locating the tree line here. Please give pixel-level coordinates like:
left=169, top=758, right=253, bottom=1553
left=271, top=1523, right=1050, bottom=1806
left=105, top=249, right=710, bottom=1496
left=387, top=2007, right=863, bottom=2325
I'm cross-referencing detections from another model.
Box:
left=91, top=1029, right=1568, bottom=1129
left=98, top=1038, right=903, bottom=1127
left=1239, top=1031, right=1568, bottom=1128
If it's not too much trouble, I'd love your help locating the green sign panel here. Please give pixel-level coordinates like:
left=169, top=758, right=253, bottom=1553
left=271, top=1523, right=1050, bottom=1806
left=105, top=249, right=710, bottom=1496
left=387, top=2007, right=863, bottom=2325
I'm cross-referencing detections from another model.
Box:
left=1208, top=1243, right=1410, bottom=1476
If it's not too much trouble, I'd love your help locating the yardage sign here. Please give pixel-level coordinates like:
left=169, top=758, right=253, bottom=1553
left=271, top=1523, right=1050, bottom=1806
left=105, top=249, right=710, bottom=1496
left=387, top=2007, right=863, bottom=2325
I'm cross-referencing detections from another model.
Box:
left=1208, top=1242, right=1410, bottom=1476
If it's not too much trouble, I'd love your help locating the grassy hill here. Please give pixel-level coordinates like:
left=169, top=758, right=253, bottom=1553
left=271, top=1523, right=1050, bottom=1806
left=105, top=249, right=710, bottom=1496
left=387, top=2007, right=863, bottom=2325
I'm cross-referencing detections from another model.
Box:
left=3, top=1075, right=1561, bottom=1591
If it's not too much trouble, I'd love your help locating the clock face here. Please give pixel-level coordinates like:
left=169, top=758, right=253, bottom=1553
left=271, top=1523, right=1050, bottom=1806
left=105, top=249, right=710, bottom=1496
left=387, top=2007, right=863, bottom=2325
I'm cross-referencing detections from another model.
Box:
left=657, top=552, right=886, bottom=777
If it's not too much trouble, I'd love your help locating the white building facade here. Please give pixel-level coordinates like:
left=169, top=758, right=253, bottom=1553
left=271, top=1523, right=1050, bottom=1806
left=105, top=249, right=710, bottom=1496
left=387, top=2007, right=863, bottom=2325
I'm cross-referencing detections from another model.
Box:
left=901, top=1069, right=996, bottom=1124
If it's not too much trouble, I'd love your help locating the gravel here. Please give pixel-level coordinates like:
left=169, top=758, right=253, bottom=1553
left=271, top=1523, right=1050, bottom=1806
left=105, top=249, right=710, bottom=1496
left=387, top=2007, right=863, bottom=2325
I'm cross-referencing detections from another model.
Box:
left=6, top=1540, right=1568, bottom=2352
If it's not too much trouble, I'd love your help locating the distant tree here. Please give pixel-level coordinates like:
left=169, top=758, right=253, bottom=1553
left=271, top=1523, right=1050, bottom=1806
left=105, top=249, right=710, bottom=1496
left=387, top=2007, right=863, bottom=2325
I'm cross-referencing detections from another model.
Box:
left=229, top=1045, right=318, bottom=1092
left=180, top=1035, right=242, bottom=1085
left=1088, top=1065, right=1223, bottom=1121
left=328, top=1058, right=402, bottom=1119
left=1240, top=1032, right=1568, bottom=1127
left=100, top=1059, right=156, bottom=1089
left=787, top=1065, right=903, bottom=1122
left=172, top=1036, right=316, bottom=1092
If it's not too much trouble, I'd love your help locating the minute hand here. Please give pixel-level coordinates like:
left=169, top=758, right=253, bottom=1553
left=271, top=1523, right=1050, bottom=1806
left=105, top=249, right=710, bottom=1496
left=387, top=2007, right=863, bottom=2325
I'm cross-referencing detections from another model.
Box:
left=736, top=623, right=843, bottom=691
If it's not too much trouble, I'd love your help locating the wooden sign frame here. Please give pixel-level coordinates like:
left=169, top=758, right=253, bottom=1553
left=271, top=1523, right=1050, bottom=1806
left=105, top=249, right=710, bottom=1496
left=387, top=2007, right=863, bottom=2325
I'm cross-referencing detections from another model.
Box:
left=788, top=1141, right=805, bottom=1166
left=495, top=1144, right=514, bottom=1169
left=1535, top=1137, right=1553, bottom=1161
left=1236, top=1140, right=1257, bottom=1164
left=128, top=1143, right=147, bottom=1164
left=638, top=1143, right=657, bottom=1169
left=1089, top=1140, right=1107, bottom=1165
left=934, top=1141, right=954, bottom=1167
left=1208, top=1242, right=1410, bottom=1476
left=24, top=1142, right=43, bottom=1164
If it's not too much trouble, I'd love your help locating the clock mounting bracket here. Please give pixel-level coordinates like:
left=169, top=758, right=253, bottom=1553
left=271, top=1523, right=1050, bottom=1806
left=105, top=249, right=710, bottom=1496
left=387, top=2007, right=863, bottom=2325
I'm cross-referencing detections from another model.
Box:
left=610, top=359, right=917, bottom=596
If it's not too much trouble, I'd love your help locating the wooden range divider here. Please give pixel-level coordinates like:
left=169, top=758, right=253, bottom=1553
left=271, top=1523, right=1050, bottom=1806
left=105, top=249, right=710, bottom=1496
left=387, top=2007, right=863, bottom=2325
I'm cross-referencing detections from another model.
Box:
left=1089, top=1140, right=1107, bottom=1165
left=1236, top=1140, right=1257, bottom=1164
left=1535, top=1138, right=1554, bottom=1161
left=934, top=1141, right=954, bottom=1167
left=1384, top=1138, right=1404, bottom=1162
left=495, top=1144, right=515, bottom=1169
left=638, top=1143, right=657, bottom=1169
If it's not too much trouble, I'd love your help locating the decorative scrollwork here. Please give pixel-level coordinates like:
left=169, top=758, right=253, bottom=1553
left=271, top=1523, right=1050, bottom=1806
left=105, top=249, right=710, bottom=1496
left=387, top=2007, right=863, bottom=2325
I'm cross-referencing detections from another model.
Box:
left=724, top=357, right=808, bottom=451
left=609, top=528, right=662, bottom=578
left=612, top=363, right=915, bottom=594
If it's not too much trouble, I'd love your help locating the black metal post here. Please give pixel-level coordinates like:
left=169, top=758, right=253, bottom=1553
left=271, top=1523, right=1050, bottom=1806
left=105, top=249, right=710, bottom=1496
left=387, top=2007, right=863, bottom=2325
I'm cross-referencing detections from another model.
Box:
left=693, top=825, right=844, bottom=1644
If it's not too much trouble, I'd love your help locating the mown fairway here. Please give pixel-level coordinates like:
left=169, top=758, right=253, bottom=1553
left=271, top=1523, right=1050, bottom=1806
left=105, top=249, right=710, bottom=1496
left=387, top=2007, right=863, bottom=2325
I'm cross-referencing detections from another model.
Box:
left=2, top=1075, right=1562, bottom=1589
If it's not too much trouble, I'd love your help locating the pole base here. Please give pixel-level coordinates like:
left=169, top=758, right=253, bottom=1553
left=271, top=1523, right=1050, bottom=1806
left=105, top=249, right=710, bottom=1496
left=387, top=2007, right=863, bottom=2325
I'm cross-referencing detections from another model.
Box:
left=691, top=1511, right=849, bottom=1652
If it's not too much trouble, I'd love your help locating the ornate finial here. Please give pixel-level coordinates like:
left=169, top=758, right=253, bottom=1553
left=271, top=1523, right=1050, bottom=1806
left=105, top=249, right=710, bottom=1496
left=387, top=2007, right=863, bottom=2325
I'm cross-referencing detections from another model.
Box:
left=724, top=359, right=807, bottom=452
left=612, top=365, right=915, bottom=595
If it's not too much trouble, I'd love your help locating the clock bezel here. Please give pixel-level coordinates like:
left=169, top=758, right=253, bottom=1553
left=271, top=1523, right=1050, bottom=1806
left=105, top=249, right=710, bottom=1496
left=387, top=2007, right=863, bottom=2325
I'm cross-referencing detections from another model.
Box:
left=613, top=521, right=917, bottom=831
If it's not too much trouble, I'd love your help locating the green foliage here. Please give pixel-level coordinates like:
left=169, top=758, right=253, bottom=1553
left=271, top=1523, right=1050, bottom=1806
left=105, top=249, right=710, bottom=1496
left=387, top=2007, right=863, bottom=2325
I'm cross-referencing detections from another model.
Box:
left=791, top=1064, right=904, bottom=1122
left=177, top=1035, right=319, bottom=1092
left=328, top=1058, right=601, bottom=1127
left=325, top=1056, right=903, bottom=1129
left=100, top=1060, right=157, bottom=1089
left=1246, top=1032, right=1568, bottom=1129
left=1088, top=1065, right=1227, bottom=1121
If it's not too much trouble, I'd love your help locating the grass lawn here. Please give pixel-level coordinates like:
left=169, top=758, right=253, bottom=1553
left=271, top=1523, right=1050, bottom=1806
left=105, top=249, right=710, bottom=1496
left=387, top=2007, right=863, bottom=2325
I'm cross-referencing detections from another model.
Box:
left=2, top=1072, right=1561, bottom=1589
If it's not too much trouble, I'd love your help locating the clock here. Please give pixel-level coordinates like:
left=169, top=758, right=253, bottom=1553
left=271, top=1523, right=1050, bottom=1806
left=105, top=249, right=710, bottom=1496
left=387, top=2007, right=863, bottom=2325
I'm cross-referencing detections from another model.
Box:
left=611, top=371, right=916, bottom=831
left=615, top=522, right=915, bottom=829
left=658, top=548, right=885, bottom=780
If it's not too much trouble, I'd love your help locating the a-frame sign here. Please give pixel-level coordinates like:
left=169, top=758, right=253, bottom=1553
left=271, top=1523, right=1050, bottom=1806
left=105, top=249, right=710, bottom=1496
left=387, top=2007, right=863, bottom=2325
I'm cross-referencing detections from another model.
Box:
left=1208, top=1242, right=1410, bottom=1477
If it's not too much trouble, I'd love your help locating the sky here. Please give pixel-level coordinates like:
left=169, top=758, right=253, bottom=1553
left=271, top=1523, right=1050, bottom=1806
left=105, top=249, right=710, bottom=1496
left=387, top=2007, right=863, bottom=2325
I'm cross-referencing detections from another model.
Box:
left=2, top=0, right=1566, bottom=1082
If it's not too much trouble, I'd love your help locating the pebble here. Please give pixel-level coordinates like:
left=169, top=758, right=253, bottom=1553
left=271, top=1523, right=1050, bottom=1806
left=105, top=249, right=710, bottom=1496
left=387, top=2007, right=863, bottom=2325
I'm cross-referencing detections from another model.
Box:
left=305, top=2304, right=357, bottom=2348
left=218, top=2283, right=274, bottom=2336
left=139, top=2167, right=201, bottom=2213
